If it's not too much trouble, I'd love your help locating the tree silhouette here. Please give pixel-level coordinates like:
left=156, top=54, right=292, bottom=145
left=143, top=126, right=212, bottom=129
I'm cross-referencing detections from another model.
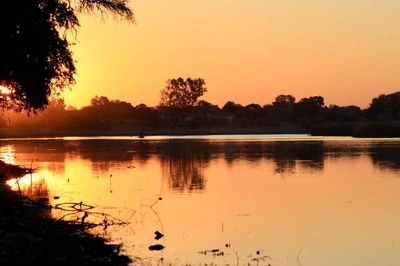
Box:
left=272, top=94, right=296, bottom=109
left=294, top=96, right=325, bottom=117
left=221, top=101, right=243, bottom=115
left=0, top=0, right=134, bottom=111
left=272, top=94, right=296, bottom=121
left=159, top=78, right=207, bottom=117
left=366, top=91, right=400, bottom=119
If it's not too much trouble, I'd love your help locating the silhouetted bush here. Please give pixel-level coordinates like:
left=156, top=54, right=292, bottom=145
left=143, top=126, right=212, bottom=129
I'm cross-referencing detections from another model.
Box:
left=309, top=122, right=357, bottom=136
left=310, top=121, right=400, bottom=137
left=352, top=121, right=400, bottom=138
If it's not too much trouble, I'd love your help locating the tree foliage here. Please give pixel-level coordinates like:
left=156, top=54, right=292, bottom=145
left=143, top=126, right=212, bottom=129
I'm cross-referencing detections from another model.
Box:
left=366, top=91, right=400, bottom=118
left=4, top=89, right=400, bottom=135
left=0, top=0, right=134, bottom=111
left=221, top=101, right=243, bottom=115
left=294, top=96, right=325, bottom=117
left=273, top=95, right=296, bottom=108
left=271, top=94, right=296, bottom=121
left=159, top=78, right=207, bottom=111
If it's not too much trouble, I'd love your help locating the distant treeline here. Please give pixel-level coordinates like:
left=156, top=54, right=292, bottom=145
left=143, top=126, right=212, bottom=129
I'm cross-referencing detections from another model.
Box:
left=1, top=91, right=400, bottom=136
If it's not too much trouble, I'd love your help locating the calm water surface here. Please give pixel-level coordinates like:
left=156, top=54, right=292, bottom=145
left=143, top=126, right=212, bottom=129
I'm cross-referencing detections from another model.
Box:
left=2, top=135, right=400, bottom=266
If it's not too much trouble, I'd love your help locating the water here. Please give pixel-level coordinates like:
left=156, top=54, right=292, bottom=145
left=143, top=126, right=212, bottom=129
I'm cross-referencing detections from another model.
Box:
left=2, top=135, right=400, bottom=266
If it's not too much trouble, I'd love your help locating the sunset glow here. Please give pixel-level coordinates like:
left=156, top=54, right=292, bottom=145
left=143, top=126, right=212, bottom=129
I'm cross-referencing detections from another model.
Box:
left=64, top=1, right=400, bottom=109
left=0, top=85, right=11, bottom=96
left=0, top=85, right=12, bottom=104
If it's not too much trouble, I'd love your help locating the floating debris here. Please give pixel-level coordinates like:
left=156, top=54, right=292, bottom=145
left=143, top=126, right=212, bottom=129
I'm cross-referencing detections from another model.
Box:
left=149, top=244, right=164, bottom=251
left=154, top=231, right=164, bottom=240
left=199, top=249, right=224, bottom=256
left=55, top=202, right=94, bottom=212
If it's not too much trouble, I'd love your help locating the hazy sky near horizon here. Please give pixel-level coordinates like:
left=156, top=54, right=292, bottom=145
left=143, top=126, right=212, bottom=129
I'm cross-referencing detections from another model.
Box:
left=64, top=0, right=400, bottom=109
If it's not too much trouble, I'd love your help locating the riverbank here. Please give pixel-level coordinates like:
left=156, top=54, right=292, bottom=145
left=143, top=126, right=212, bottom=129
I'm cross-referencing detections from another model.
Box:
left=0, top=160, right=131, bottom=265
left=309, top=121, right=400, bottom=137
left=0, top=122, right=310, bottom=138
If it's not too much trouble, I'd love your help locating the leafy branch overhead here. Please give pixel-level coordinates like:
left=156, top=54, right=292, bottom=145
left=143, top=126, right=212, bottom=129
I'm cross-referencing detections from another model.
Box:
left=0, top=0, right=135, bottom=111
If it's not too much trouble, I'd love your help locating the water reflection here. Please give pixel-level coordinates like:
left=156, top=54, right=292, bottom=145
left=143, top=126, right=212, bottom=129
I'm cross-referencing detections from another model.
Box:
left=3, top=136, right=400, bottom=265
left=4, top=137, right=400, bottom=194
left=0, top=145, right=16, bottom=164
left=369, top=143, right=400, bottom=172
left=6, top=171, right=51, bottom=206
left=159, top=140, right=207, bottom=192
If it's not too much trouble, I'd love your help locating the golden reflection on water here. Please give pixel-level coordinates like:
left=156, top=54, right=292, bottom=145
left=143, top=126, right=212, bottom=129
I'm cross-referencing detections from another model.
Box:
left=3, top=137, right=400, bottom=265
left=0, top=145, right=15, bottom=165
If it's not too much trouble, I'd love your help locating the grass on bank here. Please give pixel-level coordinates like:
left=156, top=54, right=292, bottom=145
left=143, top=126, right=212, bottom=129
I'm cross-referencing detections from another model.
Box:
left=0, top=160, right=131, bottom=265
left=309, top=121, right=400, bottom=137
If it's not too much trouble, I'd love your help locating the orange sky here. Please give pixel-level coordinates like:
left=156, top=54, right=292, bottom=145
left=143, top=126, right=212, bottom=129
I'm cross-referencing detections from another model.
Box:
left=64, top=0, right=400, bottom=109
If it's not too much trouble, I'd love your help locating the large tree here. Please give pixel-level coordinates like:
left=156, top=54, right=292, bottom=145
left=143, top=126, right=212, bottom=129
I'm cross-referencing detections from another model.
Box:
left=294, top=96, right=325, bottom=117
left=271, top=94, right=296, bottom=121
left=272, top=94, right=296, bottom=109
left=159, top=77, right=207, bottom=113
left=366, top=91, right=400, bottom=118
left=0, top=0, right=135, bottom=111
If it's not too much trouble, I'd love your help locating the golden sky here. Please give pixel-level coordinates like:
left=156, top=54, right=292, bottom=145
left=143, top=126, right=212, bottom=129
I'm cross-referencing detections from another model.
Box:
left=64, top=0, right=400, bottom=109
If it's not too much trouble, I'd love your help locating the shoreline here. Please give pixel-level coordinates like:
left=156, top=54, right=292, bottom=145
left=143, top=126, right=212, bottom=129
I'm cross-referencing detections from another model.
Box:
left=0, top=161, right=131, bottom=265
left=0, top=123, right=310, bottom=138
left=0, top=123, right=309, bottom=264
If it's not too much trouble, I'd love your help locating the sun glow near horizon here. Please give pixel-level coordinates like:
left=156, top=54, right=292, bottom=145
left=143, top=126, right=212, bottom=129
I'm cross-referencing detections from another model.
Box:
left=0, top=85, right=13, bottom=103
left=0, top=85, right=11, bottom=94
left=64, top=0, right=400, bottom=110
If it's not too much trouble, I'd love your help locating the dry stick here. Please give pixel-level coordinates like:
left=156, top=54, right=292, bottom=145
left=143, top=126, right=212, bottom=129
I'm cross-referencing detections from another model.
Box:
left=55, top=200, right=135, bottom=235
left=252, top=255, right=272, bottom=266
left=30, top=149, right=36, bottom=197
left=109, top=174, right=113, bottom=193
left=30, top=158, right=33, bottom=195
left=105, top=210, right=137, bottom=235
left=149, top=173, right=165, bottom=236
left=138, top=173, right=166, bottom=248
left=16, top=177, right=22, bottom=199
left=233, top=249, right=240, bottom=266
left=7, top=168, right=25, bottom=200
left=56, top=206, right=131, bottom=228
left=6, top=150, right=35, bottom=199
left=297, top=248, right=303, bottom=266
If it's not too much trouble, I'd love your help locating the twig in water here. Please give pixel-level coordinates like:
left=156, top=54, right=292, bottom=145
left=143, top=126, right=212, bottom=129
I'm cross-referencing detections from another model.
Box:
left=233, top=249, right=240, bottom=266
left=297, top=248, right=303, bottom=266
left=109, top=174, right=113, bottom=193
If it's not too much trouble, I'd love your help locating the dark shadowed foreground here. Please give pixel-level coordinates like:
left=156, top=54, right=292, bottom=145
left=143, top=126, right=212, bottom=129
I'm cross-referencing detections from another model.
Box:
left=0, top=160, right=131, bottom=265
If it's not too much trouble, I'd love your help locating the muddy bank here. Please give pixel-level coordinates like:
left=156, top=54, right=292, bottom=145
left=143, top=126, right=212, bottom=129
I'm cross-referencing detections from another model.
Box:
left=0, top=161, right=131, bottom=265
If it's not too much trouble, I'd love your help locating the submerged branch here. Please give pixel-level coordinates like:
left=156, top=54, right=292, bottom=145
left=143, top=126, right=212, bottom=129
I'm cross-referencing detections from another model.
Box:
left=55, top=201, right=132, bottom=231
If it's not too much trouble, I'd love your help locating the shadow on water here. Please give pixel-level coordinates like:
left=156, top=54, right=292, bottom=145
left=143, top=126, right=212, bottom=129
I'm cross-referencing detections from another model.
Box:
left=369, top=143, right=400, bottom=172
left=4, top=136, right=400, bottom=265
left=4, top=138, right=400, bottom=189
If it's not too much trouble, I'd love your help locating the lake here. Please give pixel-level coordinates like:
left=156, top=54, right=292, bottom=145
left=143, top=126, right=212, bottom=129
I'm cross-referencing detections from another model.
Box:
left=2, top=135, right=400, bottom=266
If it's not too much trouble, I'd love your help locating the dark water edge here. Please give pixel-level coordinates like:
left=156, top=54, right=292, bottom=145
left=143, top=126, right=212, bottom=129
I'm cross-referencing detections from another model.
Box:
left=0, top=161, right=131, bottom=266
left=0, top=123, right=310, bottom=138
left=310, top=121, right=400, bottom=137
left=4, top=121, right=400, bottom=139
